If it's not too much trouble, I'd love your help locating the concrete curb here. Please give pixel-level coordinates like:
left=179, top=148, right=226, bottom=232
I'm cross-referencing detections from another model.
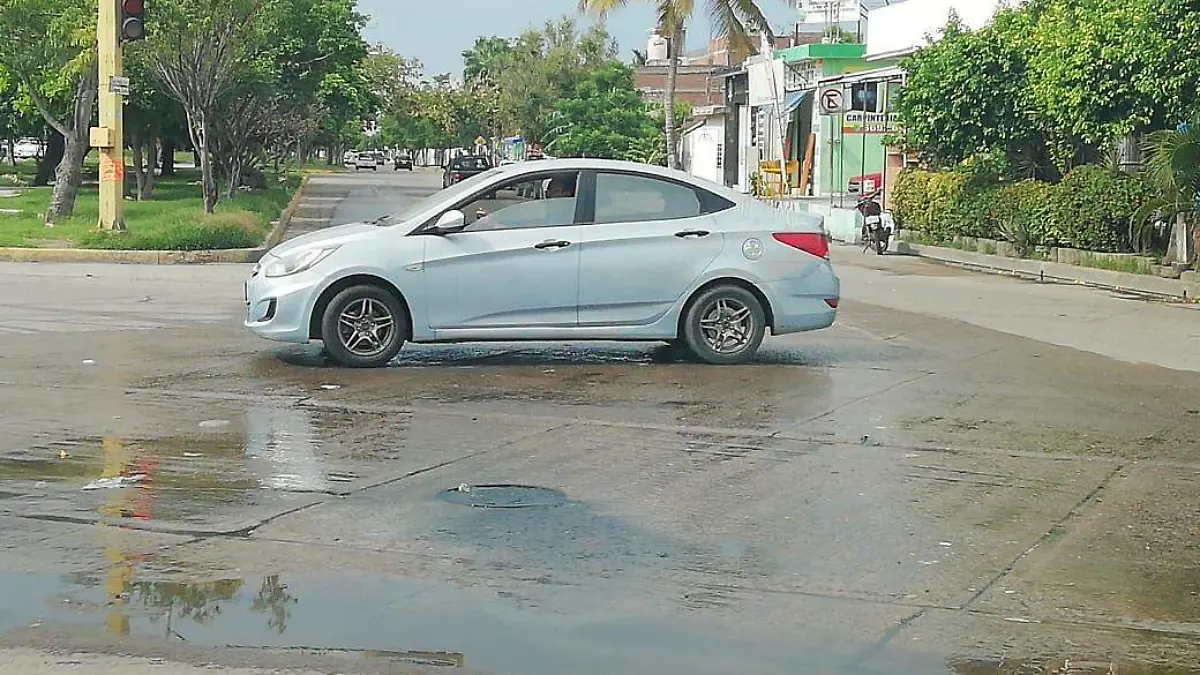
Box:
left=898, top=241, right=1200, bottom=302
left=0, top=174, right=314, bottom=265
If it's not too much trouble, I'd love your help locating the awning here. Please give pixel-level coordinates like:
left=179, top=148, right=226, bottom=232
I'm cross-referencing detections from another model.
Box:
left=783, top=90, right=810, bottom=115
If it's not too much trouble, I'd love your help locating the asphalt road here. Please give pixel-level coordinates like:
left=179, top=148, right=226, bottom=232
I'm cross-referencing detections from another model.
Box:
left=0, top=170, right=1198, bottom=675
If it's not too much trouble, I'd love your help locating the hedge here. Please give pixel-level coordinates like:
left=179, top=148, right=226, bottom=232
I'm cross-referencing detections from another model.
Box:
left=893, top=165, right=1156, bottom=254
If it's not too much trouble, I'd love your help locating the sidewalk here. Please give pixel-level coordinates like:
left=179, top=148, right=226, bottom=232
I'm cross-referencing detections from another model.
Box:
left=896, top=239, right=1200, bottom=301
left=832, top=246, right=1200, bottom=373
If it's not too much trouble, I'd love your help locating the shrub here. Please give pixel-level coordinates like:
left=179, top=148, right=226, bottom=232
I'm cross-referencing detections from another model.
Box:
left=1045, top=165, right=1155, bottom=253
left=892, top=164, right=1155, bottom=255
left=994, top=180, right=1054, bottom=255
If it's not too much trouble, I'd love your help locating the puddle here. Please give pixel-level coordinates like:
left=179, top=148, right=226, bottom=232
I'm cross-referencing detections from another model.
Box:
left=0, top=405, right=371, bottom=525
left=0, top=571, right=853, bottom=675
left=437, top=484, right=567, bottom=509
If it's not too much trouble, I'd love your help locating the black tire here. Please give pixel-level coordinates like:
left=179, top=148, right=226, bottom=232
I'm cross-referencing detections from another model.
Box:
left=320, top=285, right=408, bottom=368
left=875, top=236, right=887, bottom=255
left=680, top=285, right=767, bottom=365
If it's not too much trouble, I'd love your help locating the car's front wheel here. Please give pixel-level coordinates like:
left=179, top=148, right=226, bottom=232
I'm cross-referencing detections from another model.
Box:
left=681, top=285, right=766, bottom=365
left=320, top=285, right=407, bottom=368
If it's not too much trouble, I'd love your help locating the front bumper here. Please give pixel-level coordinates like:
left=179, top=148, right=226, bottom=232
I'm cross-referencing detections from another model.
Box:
left=243, top=264, right=322, bottom=344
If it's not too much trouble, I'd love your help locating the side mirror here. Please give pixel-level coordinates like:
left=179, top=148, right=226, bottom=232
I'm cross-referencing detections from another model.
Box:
left=428, top=210, right=467, bottom=235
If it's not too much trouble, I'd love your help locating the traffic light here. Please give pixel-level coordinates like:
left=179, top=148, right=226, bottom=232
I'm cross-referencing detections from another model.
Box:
left=120, top=0, right=146, bottom=42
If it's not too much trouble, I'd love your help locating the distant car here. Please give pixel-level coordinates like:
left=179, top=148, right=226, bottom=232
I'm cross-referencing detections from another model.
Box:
left=375, top=152, right=386, bottom=166
left=12, top=139, right=41, bottom=160
left=244, top=158, right=840, bottom=368
left=353, top=153, right=378, bottom=171
left=442, top=155, right=492, bottom=188
left=394, top=154, right=413, bottom=171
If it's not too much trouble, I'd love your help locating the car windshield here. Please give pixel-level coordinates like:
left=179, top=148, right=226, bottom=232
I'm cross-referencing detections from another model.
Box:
left=383, top=166, right=506, bottom=226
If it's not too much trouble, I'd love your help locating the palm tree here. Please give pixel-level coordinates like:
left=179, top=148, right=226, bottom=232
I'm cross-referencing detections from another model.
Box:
left=1130, top=122, right=1199, bottom=264
left=578, top=0, right=773, bottom=169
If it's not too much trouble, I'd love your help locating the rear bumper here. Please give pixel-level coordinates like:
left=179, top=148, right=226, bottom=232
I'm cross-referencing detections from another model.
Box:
left=764, top=268, right=840, bottom=335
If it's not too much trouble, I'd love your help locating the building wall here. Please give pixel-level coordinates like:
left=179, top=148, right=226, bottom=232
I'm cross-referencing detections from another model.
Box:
left=682, top=117, right=726, bottom=184
left=865, top=0, right=1022, bottom=59
left=635, top=66, right=729, bottom=107
left=811, top=61, right=901, bottom=196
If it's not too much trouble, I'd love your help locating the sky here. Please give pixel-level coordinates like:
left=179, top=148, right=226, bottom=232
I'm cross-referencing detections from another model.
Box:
left=357, top=0, right=803, bottom=78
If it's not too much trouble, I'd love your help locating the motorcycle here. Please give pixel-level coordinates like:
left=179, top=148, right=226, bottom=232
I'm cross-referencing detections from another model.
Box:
left=856, top=191, right=890, bottom=255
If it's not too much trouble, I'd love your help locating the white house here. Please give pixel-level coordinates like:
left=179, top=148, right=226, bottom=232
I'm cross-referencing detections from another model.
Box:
left=864, top=0, right=1024, bottom=61
left=681, top=105, right=727, bottom=185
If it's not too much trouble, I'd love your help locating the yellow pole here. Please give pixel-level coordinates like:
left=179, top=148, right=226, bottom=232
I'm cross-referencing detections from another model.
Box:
left=94, top=0, right=126, bottom=231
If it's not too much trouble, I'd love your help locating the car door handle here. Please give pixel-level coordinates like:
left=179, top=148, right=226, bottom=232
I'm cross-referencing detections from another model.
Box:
left=675, top=229, right=710, bottom=238
left=534, top=239, right=571, bottom=250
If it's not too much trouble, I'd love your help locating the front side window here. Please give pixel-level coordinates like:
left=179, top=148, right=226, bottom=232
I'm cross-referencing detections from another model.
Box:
left=458, top=171, right=580, bottom=232
left=593, top=173, right=702, bottom=224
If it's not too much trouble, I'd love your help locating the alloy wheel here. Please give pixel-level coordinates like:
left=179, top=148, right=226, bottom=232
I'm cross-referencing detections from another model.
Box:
left=336, top=297, right=396, bottom=357
left=698, top=298, right=755, bottom=354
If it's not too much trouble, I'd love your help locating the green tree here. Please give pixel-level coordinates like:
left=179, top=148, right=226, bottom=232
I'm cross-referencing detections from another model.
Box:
left=892, top=0, right=1200, bottom=176
left=545, top=63, right=656, bottom=159
left=578, top=0, right=773, bottom=169
left=890, top=12, right=1045, bottom=174
left=493, top=18, right=616, bottom=142
left=0, top=0, right=97, bottom=221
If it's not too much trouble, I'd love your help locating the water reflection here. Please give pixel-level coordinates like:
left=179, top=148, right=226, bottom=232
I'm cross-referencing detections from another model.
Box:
left=245, top=406, right=327, bottom=492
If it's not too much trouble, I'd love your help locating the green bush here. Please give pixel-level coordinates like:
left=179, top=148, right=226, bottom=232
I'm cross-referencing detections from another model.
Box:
left=892, top=164, right=1154, bottom=254
left=1044, top=165, right=1155, bottom=253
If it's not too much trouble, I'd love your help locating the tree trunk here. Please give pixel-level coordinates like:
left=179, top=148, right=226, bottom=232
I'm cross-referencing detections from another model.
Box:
left=226, top=156, right=242, bottom=199
left=142, top=138, right=158, bottom=200
left=1114, top=133, right=1142, bottom=173
left=34, top=132, right=64, bottom=187
left=160, top=139, right=176, bottom=177
left=664, top=28, right=681, bottom=169
left=4, top=139, right=13, bottom=166
left=45, top=131, right=89, bottom=223
left=131, top=130, right=148, bottom=199
left=184, top=108, right=218, bottom=214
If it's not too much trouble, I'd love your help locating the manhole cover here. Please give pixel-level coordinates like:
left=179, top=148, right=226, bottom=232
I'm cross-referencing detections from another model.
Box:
left=437, top=484, right=566, bottom=509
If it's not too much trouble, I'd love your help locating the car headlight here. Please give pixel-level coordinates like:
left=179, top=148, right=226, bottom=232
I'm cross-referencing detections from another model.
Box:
left=263, top=246, right=339, bottom=278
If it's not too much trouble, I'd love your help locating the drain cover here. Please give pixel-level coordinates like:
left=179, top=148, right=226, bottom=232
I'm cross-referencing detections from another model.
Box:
left=438, top=484, right=566, bottom=509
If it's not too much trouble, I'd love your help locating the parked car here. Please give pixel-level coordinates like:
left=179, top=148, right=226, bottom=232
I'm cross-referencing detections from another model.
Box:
left=847, top=172, right=883, bottom=194
left=394, top=154, right=413, bottom=171
left=353, top=153, right=378, bottom=171
left=244, top=158, right=840, bottom=368
left=442, top=155, right=492, bottom=188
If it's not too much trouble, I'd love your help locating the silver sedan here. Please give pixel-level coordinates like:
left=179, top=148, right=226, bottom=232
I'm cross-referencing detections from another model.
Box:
left=244, top=159, right=840, bottom=367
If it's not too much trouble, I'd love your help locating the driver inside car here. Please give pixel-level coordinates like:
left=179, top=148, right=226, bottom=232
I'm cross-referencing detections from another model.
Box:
left=470, top=172, right=578, bottom=231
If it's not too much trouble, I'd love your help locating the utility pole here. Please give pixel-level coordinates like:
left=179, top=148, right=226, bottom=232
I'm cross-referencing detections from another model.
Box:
left=91, top=0, right=144, bottom=231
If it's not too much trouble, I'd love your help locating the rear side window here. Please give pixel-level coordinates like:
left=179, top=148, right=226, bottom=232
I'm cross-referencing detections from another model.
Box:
left=593, top=173, right=702, bottom=224
left=452, top=157, right=490, bottom=170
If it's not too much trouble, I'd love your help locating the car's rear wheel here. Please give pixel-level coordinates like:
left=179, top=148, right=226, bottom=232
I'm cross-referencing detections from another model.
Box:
left=321, top=285, right=407, bottom=368
left=681, top=285, right=766, bottom=365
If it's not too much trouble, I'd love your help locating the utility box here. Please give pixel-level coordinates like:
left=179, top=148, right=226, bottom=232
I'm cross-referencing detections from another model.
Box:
left=89, top=127, right=116, bottom=149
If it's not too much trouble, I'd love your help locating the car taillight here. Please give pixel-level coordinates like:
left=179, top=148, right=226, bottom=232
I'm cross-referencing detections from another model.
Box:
left=772, top=232, right=829, bottom=259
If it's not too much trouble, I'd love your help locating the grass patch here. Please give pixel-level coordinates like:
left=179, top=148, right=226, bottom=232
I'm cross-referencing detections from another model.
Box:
left=1077, top=252, right=1156, bottom=275
left=0, top=167, right=298, bottom=250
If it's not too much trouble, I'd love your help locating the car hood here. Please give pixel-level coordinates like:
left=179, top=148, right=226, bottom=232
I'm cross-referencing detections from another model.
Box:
left=266, top=222, right=381, bottom=258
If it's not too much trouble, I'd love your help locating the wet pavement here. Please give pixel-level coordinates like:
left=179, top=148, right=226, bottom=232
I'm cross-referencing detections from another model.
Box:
left=1, top=171, right=1199, bottom=674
